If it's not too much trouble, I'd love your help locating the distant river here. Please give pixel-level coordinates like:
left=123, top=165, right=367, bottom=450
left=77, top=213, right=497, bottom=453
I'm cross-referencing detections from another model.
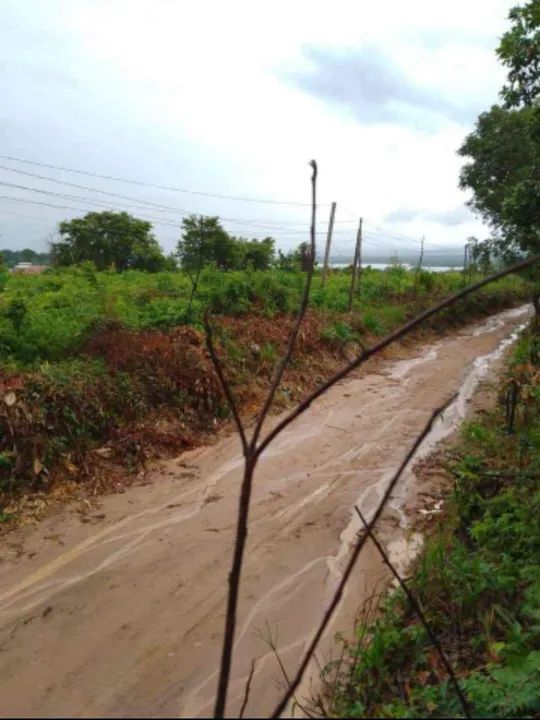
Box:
left=330, top=262, right=463, bottom=272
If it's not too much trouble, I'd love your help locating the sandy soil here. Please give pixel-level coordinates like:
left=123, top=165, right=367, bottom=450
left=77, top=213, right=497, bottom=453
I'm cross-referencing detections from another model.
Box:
left=0, top=305, right=530, bottom=718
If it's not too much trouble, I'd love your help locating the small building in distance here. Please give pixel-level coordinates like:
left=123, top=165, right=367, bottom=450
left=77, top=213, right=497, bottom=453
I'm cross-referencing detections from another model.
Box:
left=11, top=262, right=48, bottom=274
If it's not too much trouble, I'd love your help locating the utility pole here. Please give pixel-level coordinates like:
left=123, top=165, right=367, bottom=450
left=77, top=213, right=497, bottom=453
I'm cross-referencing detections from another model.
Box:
left=348, top=217, right=363, bottom=312
left=321, top=202, right=336, bottom=289
left=462, top=242, right=469, bottom=286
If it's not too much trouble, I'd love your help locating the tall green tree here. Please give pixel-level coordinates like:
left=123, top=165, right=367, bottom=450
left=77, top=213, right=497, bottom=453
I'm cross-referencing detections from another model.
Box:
left=177, top=215, right=236, bottom=273
left=498, top=0, right=540, bottom=108
left=458, top=104, right=540, bottom=257
left=177, top=216, right=276, bottom=272
left=231, top=237, right=275, bottom=270
left=459, top=1, right=540, bottom=260
left=51, top=211, right=167, bottom=272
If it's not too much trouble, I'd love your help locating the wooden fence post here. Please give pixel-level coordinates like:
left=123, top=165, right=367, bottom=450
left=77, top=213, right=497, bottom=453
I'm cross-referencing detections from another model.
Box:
left=321, top=201, right=336, bottom=289
left=413, top=236, right=425, bottom=294
left=348, top=217, right=363, bottom=311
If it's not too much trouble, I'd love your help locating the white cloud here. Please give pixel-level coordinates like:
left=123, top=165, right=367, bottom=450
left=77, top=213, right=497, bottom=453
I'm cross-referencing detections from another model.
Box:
left=0, top=0, right=512, bottom=257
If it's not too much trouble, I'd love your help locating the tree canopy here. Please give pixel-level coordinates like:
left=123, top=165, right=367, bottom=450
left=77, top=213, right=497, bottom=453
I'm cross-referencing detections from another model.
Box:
left=498, top=1, right=540, bottom=108
left=51, top=211, right=169, bottom=272
left=459, top=0, right=540, bottom=259
left=177, top=215, right=275, bottom=272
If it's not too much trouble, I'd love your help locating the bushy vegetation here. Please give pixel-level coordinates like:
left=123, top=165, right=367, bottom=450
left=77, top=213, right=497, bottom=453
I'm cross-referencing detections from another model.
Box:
left=328, top=325, right=540, bottom=718
left=0, top=264, right=527, bottom=366
left=459, top=0, right=540, bottom=264
left=0, top=261, right=529, bottom=516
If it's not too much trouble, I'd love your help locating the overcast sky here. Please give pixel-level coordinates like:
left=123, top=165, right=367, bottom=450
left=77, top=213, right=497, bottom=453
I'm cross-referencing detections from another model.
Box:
left=0, top=0, right=513, bottom=261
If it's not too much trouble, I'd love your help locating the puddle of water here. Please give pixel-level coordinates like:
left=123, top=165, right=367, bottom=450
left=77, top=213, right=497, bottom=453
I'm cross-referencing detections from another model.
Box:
left=330, top=304, right=531, bottom=586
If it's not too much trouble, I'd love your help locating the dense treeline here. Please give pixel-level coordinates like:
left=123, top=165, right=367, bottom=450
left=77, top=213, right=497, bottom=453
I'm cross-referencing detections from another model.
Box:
left=459, top=0, right=540, bottom=264
left=1, top=210, right=312, bottom=276
left=0, top=248, right=51, bottom=268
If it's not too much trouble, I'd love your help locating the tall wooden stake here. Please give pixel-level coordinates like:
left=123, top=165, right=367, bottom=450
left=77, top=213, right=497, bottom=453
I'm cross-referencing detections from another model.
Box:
left=413, top=236, right=425, bottom=294
left=348, top=217, right=363, bottom=311
left=356, top=217, right=363, bottom=296
left=321, top=201, right=336, bottom=289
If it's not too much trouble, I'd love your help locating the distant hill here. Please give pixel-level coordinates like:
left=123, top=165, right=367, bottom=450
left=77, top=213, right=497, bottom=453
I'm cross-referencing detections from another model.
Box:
left=1, top=249, right=51, bottom=269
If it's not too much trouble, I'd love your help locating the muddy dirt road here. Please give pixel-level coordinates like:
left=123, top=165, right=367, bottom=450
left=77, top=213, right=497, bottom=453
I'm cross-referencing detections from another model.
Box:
left=0, top=306, right=530, bottom=718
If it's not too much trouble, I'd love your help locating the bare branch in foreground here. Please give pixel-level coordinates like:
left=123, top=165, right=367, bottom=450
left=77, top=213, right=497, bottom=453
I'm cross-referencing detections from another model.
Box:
left=270, top=396, right=456, bottom=718
left=208, top=164, right=540, bottom=717
left=355, top=507, right=471, bottom=719
left=211, top=162, right=319, bottom=718
left=204, top=309, right=248, bottom=455
left=250, top=160, right=318, bottom=451
left=256, top=253, right=540, bottom=461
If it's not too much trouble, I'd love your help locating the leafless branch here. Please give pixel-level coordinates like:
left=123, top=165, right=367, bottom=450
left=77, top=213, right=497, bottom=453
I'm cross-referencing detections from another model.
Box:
left=211, top=162, right=319, bottom=718
left=259, top=623, right=292, bottom=688
left=204, top=309, right=248, bottom=455
left=239, top=657, right=257, bottom=719
left=206, top=156, right=540, bottom=717
left=355, top=507, right=471, bottom=718
left=209, top=163, right=319, bottom=715
left=250, top=160, right=318, bottom=450
left=270, top=396, right=456, bottom=718
left=256, top=253, right=540, bottom=461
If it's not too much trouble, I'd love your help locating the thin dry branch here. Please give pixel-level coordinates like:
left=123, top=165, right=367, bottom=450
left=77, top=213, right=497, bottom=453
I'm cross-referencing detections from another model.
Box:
left=213, top=456, right=256, bottom=717
left=250, top=160, right=318, bottom=450
left=256, top=253, right=540, bottom=461
left=207, top=159, right=540, bottom=717
left=355, top=507, right=471, bottom=718
left=239, top=658, right=257, bottom=719
left=204, top=309, right=248, bottom=455
left=211, top=163, right=318, bottom=718
left=270, top=396, right=456, bottom=718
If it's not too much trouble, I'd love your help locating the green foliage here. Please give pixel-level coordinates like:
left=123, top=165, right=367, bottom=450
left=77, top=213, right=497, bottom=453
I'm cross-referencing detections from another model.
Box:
left=498, top=1, right=540, bottom=108
left=51, top=211, right=168, bottom=272
left=177, top=215, right=275, bottom=273
left=459, top=1, right=540, bottom=260
left=0, top=265, right=527, bottom=365
left=459, top=105, right=540, bottom=257
left=321, top=321, right=358, bottom=345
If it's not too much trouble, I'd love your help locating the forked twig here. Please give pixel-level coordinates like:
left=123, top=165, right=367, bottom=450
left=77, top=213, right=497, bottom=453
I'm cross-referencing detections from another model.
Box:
left=255, top=254, right=540, bottom=461
left=250, top=160, right=318, bottom=450
left=211, top=162, right=319, bottom=718
left=206, top=157, right=540, bottom=717
left=270, top=397, right=456, bottom=718
left=355, top=507, right=471, bottom=718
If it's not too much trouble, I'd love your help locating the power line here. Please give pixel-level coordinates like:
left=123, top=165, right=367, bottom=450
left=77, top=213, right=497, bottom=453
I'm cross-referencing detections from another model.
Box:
left=1, top=162, right=434, bottom=242
left=0, top=182, right=358, bottom=237
left=0, top=195, right=190, bottom=230
left=0, top=195, right=323, bottom=238
left=0, top=167, right=338, bottom=232
left=0, top=154, right=330, bottom=207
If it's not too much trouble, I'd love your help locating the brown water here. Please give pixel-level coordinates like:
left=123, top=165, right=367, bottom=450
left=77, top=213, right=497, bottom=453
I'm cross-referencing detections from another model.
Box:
left=0, top=305, right=530, bottom=718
